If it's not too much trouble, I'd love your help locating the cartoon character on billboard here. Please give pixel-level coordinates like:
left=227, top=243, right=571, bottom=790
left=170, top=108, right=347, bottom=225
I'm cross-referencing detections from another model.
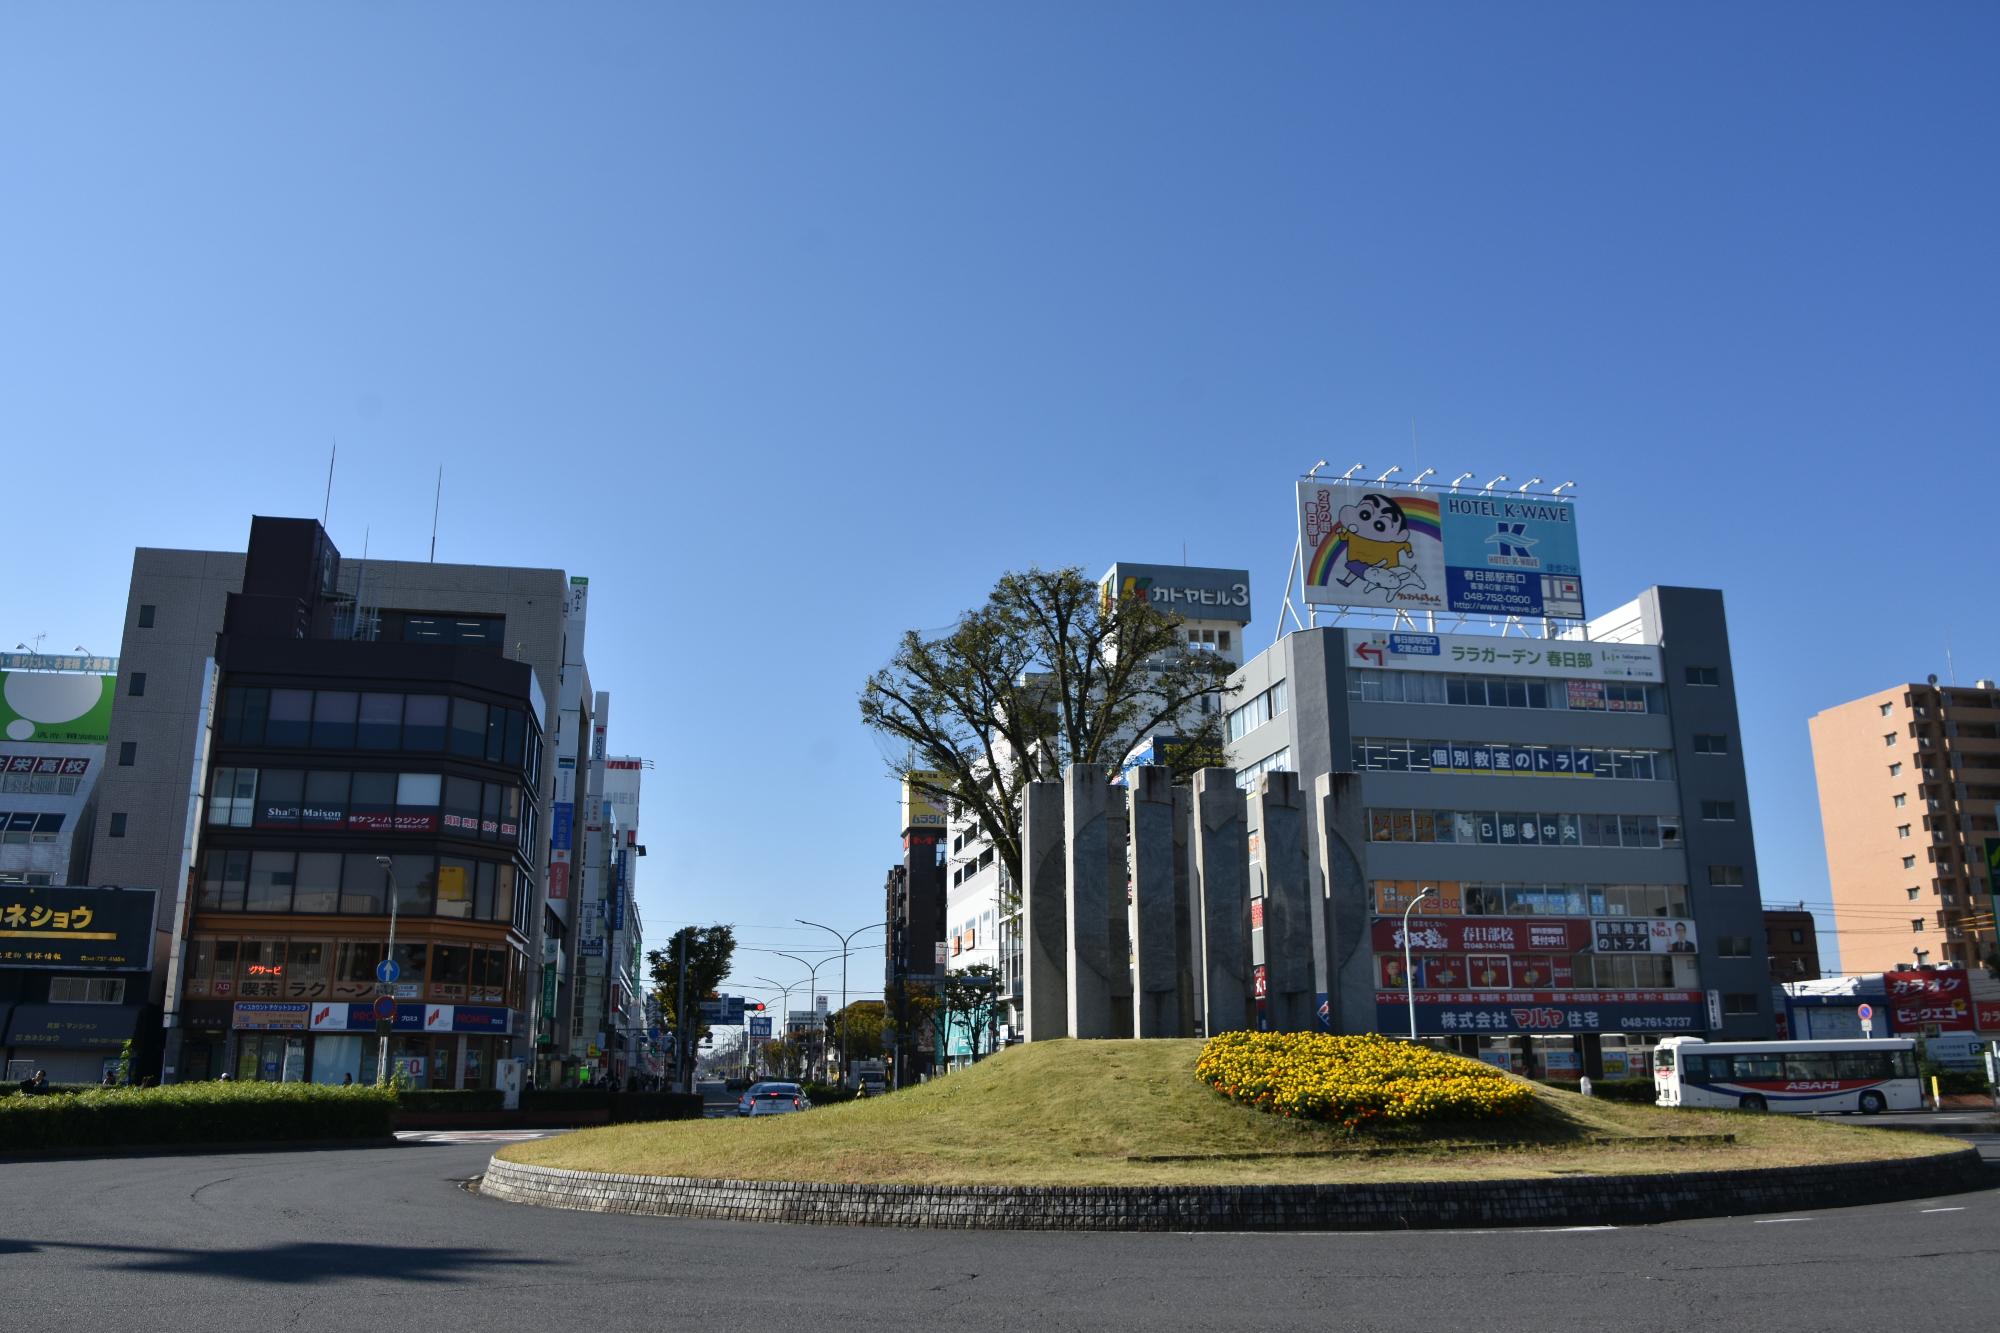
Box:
left=1330, top=494, right=1428, bottom=601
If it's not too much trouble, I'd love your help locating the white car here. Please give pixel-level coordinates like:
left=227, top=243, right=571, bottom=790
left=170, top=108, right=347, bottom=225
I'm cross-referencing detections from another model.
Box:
left=745, top=1082, right=811, bottom=1116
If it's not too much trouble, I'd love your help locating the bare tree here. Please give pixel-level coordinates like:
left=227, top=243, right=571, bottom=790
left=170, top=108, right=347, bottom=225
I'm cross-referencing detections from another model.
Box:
left=861, top=566, right=1235, bottom=896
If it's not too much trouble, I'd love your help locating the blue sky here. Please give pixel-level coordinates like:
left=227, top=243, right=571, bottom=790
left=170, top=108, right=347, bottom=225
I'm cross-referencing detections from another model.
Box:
left=4, top=4, right=1995, bottom=990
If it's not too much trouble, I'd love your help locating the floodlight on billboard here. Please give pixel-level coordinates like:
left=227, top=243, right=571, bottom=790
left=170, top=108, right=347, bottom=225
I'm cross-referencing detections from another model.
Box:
left=1297, top=481, right=1585, bottom=619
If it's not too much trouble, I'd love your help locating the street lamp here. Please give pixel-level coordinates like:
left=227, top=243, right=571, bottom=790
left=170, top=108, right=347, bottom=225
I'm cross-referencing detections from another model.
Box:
left=1402, top=886, right=1433, bottom=1041
left=796, top=918, right=886, bottom=1084
left=374, top=856, right=400, bottom=1087
left=754, top=975, right=807, bottom=1079
left=773, top=950, right=836, bottom=1082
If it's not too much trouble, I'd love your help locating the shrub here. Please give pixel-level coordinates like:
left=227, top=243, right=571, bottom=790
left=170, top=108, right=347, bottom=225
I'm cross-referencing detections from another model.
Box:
left=802, top=1082, right=858, bottom=1105
left=1578, top=1078, right=1658, bottom=1104
left=1196, top=1031, right=1535, bottom=1130
left=607, top=1092, right=704, bottom=1123
left=0, top=1081, right=398, bottom=1151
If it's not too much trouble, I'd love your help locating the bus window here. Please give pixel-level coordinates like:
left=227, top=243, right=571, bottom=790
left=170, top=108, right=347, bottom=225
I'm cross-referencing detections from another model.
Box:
left=1786, top=1054, right=1839, bottom=1081
left=1836, top=1052, right=1886, bottom=1079
left=1681, top=1054, right=1709, bottom=1081
left=1892, top=1050, right=1918, bottom=1078
left=1654, top=1048, right=1675, bottom=1074
left=1730, top=1054, right=1784, bottom=1080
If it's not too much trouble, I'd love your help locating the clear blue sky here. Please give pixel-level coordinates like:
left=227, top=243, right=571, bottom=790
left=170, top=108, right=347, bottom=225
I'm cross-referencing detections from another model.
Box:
left=4, top=5, right=1995, bottom=989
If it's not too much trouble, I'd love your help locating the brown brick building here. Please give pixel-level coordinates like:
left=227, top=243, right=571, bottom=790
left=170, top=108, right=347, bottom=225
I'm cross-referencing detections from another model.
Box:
left=1762, top=908, right=1820, bottom=983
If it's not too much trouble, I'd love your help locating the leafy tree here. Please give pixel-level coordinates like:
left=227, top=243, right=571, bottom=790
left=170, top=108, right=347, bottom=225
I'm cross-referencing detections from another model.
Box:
left=831, top=999, right=886, bottom=1063
left=761, top=1037, right=805, bottom=1080
left=934, top=964, right=1004, bottom=1063
left=860, top=566, right=1234, bottom=897
left=646, top=925, right=737, bottom=1045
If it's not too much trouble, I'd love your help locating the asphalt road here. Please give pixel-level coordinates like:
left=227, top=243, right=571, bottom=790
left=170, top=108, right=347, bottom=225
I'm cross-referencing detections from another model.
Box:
left=6, top=1128, right=2000, bottom=1333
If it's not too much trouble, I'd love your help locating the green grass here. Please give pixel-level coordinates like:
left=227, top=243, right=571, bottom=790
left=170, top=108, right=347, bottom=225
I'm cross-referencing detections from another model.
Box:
left=498, top=1039, right=1959, bottom=1186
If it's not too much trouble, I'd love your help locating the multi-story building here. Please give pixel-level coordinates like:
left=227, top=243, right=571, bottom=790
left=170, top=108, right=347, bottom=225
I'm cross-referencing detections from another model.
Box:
left=600, top=755, right=649, bottom=1083
left=1810, top=678, right=2000, bottom=973
left=1224, top=586, right=1777, bottom=1076
left=940, top=562, right=1250, bottom=1049
left=87, top=516, right=595, bottom=1087
left=0, top=655, right=116, bottom=890
left=1763, top=908, right=1821, bottom=983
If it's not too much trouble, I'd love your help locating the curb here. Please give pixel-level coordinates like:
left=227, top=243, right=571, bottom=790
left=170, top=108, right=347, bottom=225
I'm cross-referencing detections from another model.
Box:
left=477, top=1144, right=1985, bottom=1231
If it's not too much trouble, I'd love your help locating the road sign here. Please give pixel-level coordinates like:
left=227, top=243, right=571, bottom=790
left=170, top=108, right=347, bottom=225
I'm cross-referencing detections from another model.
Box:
left=373, top=995, right=397, bottom=1021
left=1252, top=965, right=1268, bottom=999
left=376, top=959, right=401, bottom=984
left=1857, top=1003, right=1874, bottom=1020
left=749, top=1015, right=773, bottom=1039
left=648, top=1025, right=662, bottom=1042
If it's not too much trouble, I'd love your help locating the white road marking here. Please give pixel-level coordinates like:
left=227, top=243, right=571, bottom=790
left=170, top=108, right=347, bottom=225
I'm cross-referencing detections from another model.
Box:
left=1921, top=1207, right=1967, bottom=1214
left=1752, top=1217, right=1813, bottom=1224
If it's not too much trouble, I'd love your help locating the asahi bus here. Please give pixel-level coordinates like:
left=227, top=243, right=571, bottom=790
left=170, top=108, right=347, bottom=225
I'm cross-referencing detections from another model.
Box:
left=1652, top=1037, right=1921, bottom=1114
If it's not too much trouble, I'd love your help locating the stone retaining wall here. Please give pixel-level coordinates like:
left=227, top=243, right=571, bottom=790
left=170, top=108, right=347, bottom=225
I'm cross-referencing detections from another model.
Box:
left=479, top=1146, right=1984, bottom=1231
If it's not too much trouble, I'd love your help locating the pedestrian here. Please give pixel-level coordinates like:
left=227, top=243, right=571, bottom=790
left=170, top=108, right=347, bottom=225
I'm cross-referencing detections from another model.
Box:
left=341, top=1073, right=353, bottom=1086
left=102, top=1070, right=116, bottom=1087
left=29, top=1070, right=49, bottom=1095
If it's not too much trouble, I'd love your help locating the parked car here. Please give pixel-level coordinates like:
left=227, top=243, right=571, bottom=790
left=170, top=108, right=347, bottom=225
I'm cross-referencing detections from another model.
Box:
left=744, top=1082, right=811, bottom=1116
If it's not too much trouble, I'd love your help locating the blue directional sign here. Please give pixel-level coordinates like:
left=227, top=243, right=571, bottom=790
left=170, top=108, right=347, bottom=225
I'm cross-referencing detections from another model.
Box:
left=375, top=959, right=401, bottom=984
left=648, top=1025, right=663, bottom=1043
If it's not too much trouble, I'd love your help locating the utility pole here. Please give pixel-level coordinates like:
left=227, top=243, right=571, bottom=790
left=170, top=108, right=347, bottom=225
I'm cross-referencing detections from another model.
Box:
left=673, top=926, right=693, bottom=1095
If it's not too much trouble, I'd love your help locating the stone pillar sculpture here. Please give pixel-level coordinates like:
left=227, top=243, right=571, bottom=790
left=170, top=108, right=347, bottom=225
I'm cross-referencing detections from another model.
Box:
left=1064, top=763, right=1115, bottom=1039
left=1191, top=768, right=1248, bottom=1036
left=1126, top=766, right=1181, bottom=1037
left=1314, top=771, right=1371, bottom=1036
left=1021, top=779, right=1068, bottom=1042
left=1251, top=771, right=1314, bottom=1032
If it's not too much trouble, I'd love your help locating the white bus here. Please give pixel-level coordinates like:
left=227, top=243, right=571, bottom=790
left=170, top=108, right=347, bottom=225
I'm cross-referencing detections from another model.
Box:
left=1652, top=1037, right=1922, bottom=1114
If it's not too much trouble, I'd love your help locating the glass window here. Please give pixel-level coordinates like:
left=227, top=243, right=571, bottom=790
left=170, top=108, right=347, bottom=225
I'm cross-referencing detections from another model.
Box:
left=287, top=940, right=328, bottom=993
left=266, top=689, right=313, bottom=746
left=340, top=854, right=389, bottom=914
left=503, top=709, right=526, bottom=768
left=201, top=849, right=249, bottom=911
left=348, top=772, right=395, bottom=830
left=357, top=693, right=403, bottom=749
left=222, top=687, right=269, bottom=745
left=391, top=940, right=429, bottom=983
left=245, top=851, right=296, bottom=912
left=255, top=769, right=303, bottom=826
left=403, top=695, right=448, bottom=751
left=485, top=706, right=507, bottom=763
left=397, top=771, right=442, bottom=812
left=294, top=852, right=343, bottom=913
left=311, top=691, right=358, bottom=748
left=209, top=766, right=257, bottom=827
left=475, top=861, right=497, bottom=921
left=391, top=854, right=436, bottom=914
left=497, top=864, right=519, bottom=928
left=450, top=698, right=487, bottom=757
left=337, top=939, right=384, bottom=985
left=437, top=856, right=476, bottom=919
left=432, top=942, right=471, bottom=987
left=443, top=776, right=481, bottom=835
left=302, top=770, right=349, bottom=828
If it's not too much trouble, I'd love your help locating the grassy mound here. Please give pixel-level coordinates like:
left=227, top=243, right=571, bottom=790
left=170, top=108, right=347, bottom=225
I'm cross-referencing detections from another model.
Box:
left=497, top=1040, right=1957, bottom=1187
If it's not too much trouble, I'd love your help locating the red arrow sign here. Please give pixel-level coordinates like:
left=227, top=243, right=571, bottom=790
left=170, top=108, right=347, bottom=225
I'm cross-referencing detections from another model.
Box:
left=1355, top=641, right=1384, bottom=666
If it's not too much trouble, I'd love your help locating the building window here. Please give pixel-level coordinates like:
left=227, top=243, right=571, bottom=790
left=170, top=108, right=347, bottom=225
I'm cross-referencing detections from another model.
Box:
left=1884, top=733, right=1898, bottom=747
left=1912, top=919, right=1925, bottom=932
left=1893, top=793, right=1907, bottom=807
left=1700, top=800, right=1737, bottom=822
left=109, top=812, right=127, bottom=837
left=1903, top=855, right=1917, bottom=869
left=1722, top=993, right=1759, bottom=1016
left=138, top=604, right=156, bottom=629
left=49, top=976, right=126, bottom=1004
left=128, top=672, right=147, bottom=698
left=1707, top=865, right=1745, bottom=887
left=1889, top=762, right=1902, bottom=776
left=1789, top=929, right=1805, bottom=944
left=1684, top=666, right=1719, bottom=687
left=1898, top=824, right=1911, bottom=839
left=1908, top=887, right=1921, bottom=900
left=1225, top=680, right=1288, bottom=742
left=118, top=741, right=137, bottom=767
left=1692, top=733, right=1728, bottom=755
left=1717, top=935, right=1751, bottom=958
left=1880, top=702, right=1893, bottom=716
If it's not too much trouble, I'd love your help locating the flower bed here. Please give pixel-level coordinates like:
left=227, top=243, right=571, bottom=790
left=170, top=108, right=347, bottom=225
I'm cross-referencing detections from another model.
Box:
left=1195, top=1032, right=1535, bottom=1129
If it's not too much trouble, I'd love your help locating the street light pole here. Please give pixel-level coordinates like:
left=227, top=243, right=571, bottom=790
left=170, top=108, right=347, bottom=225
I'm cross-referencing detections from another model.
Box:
left=1402, top=886, right=1433, bottom=1042
left=375, top=856, right=400, bottom=1087
left=796, top=919, right=886, bottom=1084
left=773, top=950, right=836, bottom=1082
left=753, top=976, right=806, bottom=1080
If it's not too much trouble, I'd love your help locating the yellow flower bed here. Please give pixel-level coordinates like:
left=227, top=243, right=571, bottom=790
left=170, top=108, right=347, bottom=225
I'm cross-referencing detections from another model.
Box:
left=1195, top=1031, right=1535, bottom=1129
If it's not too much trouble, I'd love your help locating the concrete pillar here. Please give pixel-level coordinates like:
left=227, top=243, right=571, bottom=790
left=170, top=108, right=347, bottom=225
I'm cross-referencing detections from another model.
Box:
left=1250, top=771, right=1314, bottom=1032
left=1127, top=766, right=1181, bottom=1037
left=1191, top=769, right=1249, bottom=1036
left=1020, top=780, right=1069, bottom=1042
left=1576, top=1032, right=1604, bottom=1082
left=1107, top=798, right=1133, bottom=1040
left=1064, top=763, right=1114, bottom=1039
left=1313, top=772, right=1372, bottom=1035
left=1171, top=784, right=1197, bottom=1037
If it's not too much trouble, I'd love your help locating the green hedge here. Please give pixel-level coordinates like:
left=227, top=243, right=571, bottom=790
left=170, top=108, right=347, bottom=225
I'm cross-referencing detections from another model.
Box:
left=522, top=1089, right=611, bottom=1113
left=0, top=1082, right=398, bottom=1151
left=802, top=1082, right=859, bottom=1105
left=607, top=1092, right=703, bottom=1123
left=396, top=1089, right=505, bottom=1114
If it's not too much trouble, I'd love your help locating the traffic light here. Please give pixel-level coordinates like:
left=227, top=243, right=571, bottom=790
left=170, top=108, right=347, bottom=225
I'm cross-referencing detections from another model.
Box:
left=749, top=1001, right=766, bottom=1011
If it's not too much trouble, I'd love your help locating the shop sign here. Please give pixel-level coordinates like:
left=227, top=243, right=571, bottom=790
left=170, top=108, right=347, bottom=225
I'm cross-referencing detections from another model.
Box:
left=3, top=1003, right=142, bottom=1048
left=1886, top=969, right=1974, bottom=1032
left=1371, top=916, right=1589, bottom=954
left=1373, top=990, right=1705, bottom=1036
left=233, top=1001, right=309, bottom=1031
left=423, top=1005, right=455, bottom=1033
left=1976, top=1002, right=2000, bottom=1032
left=1592, top=919, right=1698, bottom=954
left=0, top=885, right=156, bottom=970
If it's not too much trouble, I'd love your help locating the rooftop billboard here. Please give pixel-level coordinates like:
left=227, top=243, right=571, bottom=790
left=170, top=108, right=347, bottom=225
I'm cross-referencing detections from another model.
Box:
left=1099, top=563, right=1252, bottom=624
left=1, top=671, right=115, bottom=745
left=0, top=885, right=157, bottom=971
left=1299, top=482, right=1585, bottom=619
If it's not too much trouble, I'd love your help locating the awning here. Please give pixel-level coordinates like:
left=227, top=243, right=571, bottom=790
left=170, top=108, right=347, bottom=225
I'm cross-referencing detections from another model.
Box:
left=4, top=1003, right=145, bottom=1050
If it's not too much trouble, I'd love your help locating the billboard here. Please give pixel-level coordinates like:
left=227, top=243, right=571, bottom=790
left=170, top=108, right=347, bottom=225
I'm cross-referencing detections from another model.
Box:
left=0, top=885, right=156, bottom=970
left=1099, top=563, right=1253, bottom=624
left=1374, top=990, right=1705, bottom=1036
left=1885, top=969, right=1975, bottom=1032
left=1346, top=629, right=1659, bottom=682
left=1301, top=483, right=1585, bottom=618
left=901, top=770, right=949, bottom=831
left=0, top=671, right=115, bottom=745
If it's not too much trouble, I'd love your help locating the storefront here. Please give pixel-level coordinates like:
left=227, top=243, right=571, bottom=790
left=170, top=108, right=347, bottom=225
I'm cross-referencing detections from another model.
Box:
left=3, top=1001, right=147, bottom=1085
left=215, top=1000, right=517, bottom=1087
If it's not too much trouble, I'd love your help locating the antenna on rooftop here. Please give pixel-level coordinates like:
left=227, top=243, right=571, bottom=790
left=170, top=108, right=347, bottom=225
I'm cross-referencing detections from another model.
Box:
left=429, top=466, right=442, bottom=563
left=323, top=439, right=337, bottom=527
